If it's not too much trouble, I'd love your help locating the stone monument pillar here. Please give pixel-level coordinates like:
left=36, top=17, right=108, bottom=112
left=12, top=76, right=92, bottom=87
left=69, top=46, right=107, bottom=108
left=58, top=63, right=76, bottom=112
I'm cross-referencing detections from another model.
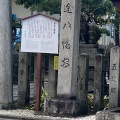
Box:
left=18, top=50, right=29, bottom=105
left=44, top=0, right=88, bottom=116
left=94, top=54, right=104, bottom=111
left=48, top=55, right=57, bottom=98
left=77, top=53, right=89, bottom=111
left=57, top=0, right=80, bottom=98
left=0, top=0, right=13, bottom=108
left=109, top=46, right=120, bottom=109
left=79, top=44, right=98, bottom=92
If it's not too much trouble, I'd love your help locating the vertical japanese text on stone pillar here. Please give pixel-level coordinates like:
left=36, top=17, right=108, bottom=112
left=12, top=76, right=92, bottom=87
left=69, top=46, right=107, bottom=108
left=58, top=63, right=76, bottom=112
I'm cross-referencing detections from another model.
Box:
left=60, top=2, right=73, bottom=69
left=64, top=3, right=73, bottom=13
left=110, top=47, right=119, bottom=94
left=109, top=47, right=120, bottom=108
left=110, top=63, right=117, bottom=93
left=62, top=39, right=70, bottom=50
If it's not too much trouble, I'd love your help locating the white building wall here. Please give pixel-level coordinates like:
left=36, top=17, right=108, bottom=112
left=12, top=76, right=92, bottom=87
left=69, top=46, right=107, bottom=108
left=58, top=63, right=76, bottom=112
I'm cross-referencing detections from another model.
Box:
left=12, top=0, right=31, bottom=18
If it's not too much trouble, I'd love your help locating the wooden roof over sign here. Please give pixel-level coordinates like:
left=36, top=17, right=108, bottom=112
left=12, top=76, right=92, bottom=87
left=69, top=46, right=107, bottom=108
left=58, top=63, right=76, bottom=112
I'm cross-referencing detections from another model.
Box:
left=22, top=13, right=60, bottom=22
left=111, top=0, right=120, bottom=12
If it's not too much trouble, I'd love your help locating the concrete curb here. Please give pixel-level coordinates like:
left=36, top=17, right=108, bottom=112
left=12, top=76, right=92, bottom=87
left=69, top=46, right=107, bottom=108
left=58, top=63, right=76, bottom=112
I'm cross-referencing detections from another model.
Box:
left=0, top=114, right=67, bottom=120
left=0, top=112, right=96, bottom=120
left=96, top=107, right=120, bottom=120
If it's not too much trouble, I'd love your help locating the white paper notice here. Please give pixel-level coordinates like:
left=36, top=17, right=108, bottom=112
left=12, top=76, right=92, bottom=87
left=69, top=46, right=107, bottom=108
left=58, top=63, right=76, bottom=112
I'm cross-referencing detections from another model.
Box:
left=21, top=15, right=58, bottom=54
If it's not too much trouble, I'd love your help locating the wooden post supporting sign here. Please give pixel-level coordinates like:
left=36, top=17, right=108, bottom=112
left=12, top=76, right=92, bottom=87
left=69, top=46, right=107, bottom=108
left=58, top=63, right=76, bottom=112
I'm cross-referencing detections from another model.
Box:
left=35, top=53, right=42, bottom=111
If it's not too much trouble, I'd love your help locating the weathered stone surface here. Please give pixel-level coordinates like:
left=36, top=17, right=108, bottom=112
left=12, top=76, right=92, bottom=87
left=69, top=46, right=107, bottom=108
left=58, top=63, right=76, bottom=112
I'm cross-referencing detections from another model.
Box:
left=44, top=98, right=88, bottom=116
left=48, top=55, right=57, bottom=98
left=79, top=44, right=96, bottom=92
left=88, top=67, right=94, bottom=80
left=96, top=107, right=120, bottom=120
left=77, top=53, right=89, bottom=101
left=44, top=0, right=86, bottom=117
left=109, top=46, right=120, bottom=109
left=18, top=50, right=29, bottom=105
left=79, top=44, right=98, bottom=66
left=0, top=0, right=12, bottom=107
left=94, top=54, right=104, bottom=111
left=57, top=0, right=81, bottom=98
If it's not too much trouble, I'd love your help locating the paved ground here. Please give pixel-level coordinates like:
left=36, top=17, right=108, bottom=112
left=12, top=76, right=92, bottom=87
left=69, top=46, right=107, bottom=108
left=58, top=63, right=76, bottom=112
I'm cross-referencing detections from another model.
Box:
left=0, top=109, right=96, bottom=120
left=0, top=118, right=19, bottom=120
left=12, top=83, right=96, bottom=120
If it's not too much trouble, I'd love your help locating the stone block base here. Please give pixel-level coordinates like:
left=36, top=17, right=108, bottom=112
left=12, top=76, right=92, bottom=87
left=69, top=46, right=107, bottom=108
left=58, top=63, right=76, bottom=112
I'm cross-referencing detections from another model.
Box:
left=44, top=98, right=88, bottom=116
left=0, top=103, right=15, bottom=110
left=96, top=107, right=120, bottom=120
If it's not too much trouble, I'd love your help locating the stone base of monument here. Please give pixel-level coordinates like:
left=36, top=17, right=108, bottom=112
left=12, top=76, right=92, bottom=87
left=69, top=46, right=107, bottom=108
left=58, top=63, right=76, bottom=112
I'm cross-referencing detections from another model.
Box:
left=96, top=107, right=120, bottom=120
left=0, top=103, right=15, bottom=110
left=44, top=98, right=88, bottom=116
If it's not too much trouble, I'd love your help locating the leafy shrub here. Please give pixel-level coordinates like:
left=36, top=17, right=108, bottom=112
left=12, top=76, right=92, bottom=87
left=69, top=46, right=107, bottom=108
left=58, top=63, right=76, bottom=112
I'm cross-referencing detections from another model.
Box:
left=104, top=95, right=109, bottom=110
left=87, top=93, right=94, bottom=109
left=87, top=94, right=109, bottom=110
left=25, top=87, right=48, bottom=110
left=40, top=87, right=48, bottom=109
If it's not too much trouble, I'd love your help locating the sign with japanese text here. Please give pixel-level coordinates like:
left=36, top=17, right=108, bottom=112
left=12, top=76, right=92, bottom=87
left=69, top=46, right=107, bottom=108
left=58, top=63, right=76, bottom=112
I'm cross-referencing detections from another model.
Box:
left=21, top=14, right=59, bottom=54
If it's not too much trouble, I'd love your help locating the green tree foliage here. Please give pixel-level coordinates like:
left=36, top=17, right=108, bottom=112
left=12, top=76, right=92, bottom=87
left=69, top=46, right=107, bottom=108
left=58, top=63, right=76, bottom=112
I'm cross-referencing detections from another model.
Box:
left=15, top=0, right=61, bottom=14
left=15, top=0, right=116, bottom=27
left=15, top=0, right=118, bottom=43
left=15, top=0, right=116, bottom=18
left=15, top=0, right=42, bottom=8
left=35, top=0, right=61, bottom=14
left=81, top=0, right=116, bottom=25
left=80, top=0, right=116, bottom=43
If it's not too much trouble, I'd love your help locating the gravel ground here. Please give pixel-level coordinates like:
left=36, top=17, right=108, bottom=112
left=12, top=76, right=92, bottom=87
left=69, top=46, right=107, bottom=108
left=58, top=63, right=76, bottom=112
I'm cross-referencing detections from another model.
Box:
left=0, top=109, right=96, bottom=120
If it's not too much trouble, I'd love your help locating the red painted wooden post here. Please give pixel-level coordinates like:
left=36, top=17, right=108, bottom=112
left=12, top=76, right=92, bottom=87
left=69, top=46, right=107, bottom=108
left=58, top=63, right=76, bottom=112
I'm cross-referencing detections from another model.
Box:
left=35, top=53, right=42, bottom=111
